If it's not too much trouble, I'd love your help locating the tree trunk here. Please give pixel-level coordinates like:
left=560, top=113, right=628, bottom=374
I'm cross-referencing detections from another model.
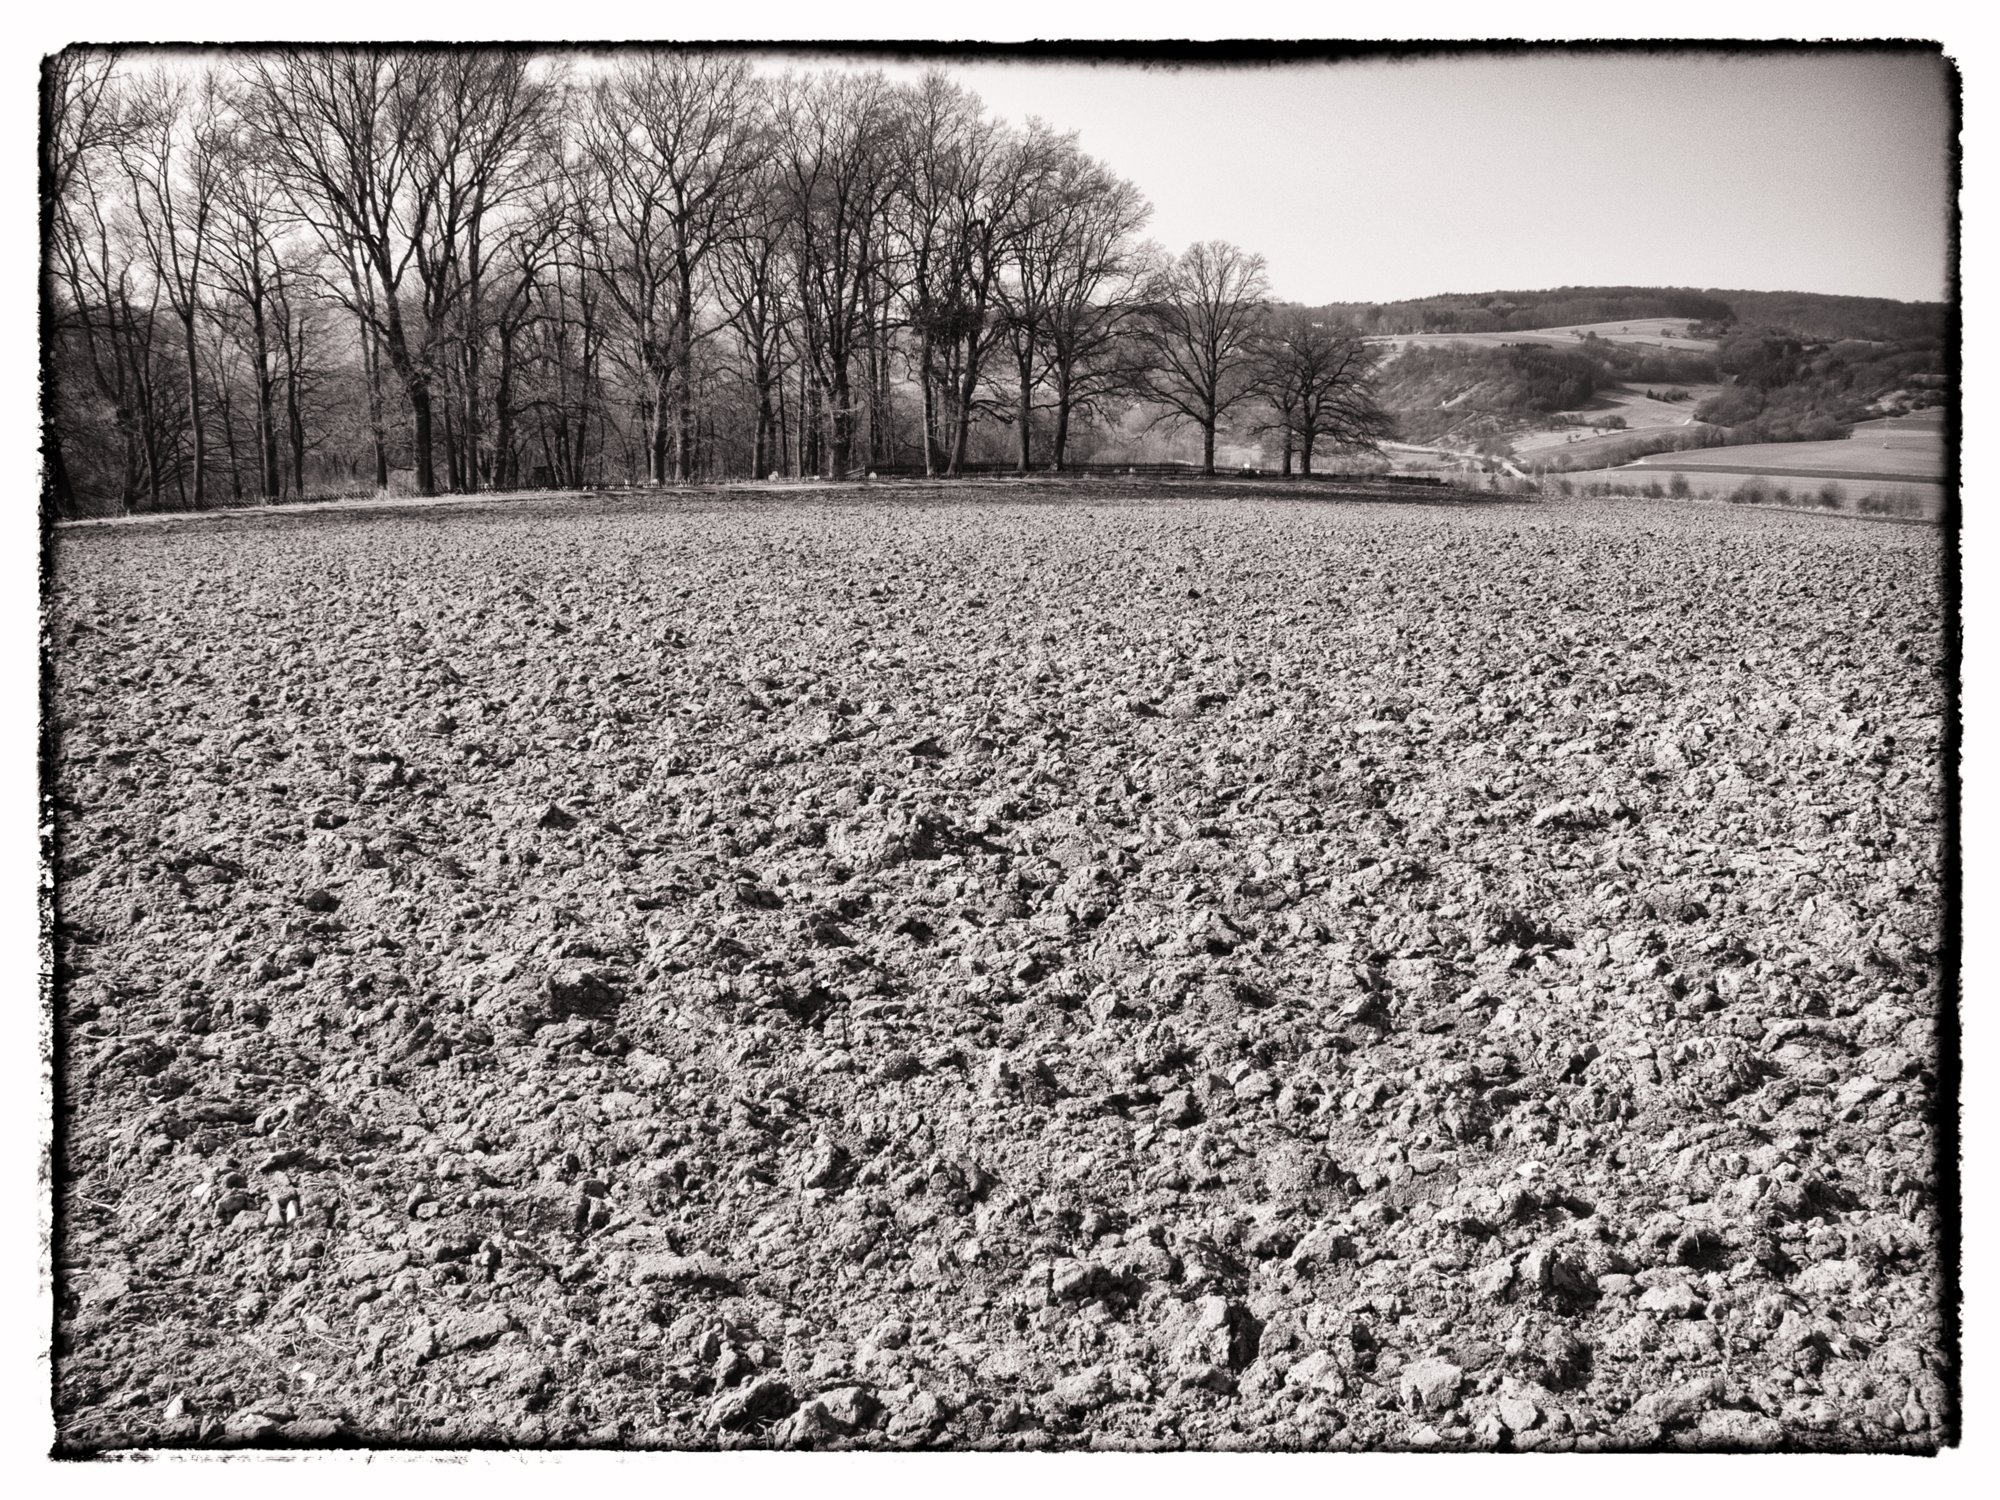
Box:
left=918, top=333, right=939, bottom=478
left=494, top=325, right=516, bottom=491
left=359, top=316, right=389, bottom=488
left=773, top=344, right=788, bottom=479
left=145, top=426, right=163, bottom=511
left=287, top=371, right=305, bottom=498
left=443, top=399, right=462, bottom=493
left=674, top=285, right=697, bottom=482
left=217, top=372, right=244, bottom=501
left=1202, top=421, right=1216, bottom=476
left=281, top=302, right=306, bottom=498
left=875, top=304, right=894, bottom=466
left=1300, top=433, right=1315, bottom=477
left=459, top=354, right=479, bottom=493
left=752, top=340, right=775, bottom=477
left=44, top=415, right=74, bottom=517
left=950, top=342, right=979, bottom=477
left=238, top=256, right=280, bottom=500
left=131, top=335, right=164, bottom=511
left=1051, top=370, right=1072, bottom=472
left=40, top=234, right=75, bottom=513
left=794, top=357, right=807, bottom=478
left=647, top=378, right=670, bottom=486
left=181, top=310, right=206, bottom=509
left=806, top=374, right=823, bottom=477
left=829, top=363, right=852, bottom=477
left=1281, top=426, right=1293, bottom=477
left=1016, top=350, right=1034, bottom=474
left=464, top=269, right=484, bottom=494
left=864, top=327, right=882, bottom=468
left=806, top=368, right=822, bottom=478
left=373, top=266, right=435, bottom=494
left=252, top=314, right=279, bottom=500
left=410, top=378, right=437, bottom=496
left=121, top=417, right=140, bottom=514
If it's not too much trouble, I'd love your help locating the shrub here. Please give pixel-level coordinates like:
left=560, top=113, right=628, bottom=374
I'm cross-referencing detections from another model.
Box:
left=1818, top=481, right=1843, bottom=509
left=1668, top=472, right=1691, bottom=498
left=1854, top=487, right=1934, bottom=519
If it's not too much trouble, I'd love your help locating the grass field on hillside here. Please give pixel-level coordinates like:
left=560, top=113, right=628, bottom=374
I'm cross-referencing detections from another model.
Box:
left=1512, top=385, right=1722, bottom=465
left=1626, top=432, right=1944, bottom=479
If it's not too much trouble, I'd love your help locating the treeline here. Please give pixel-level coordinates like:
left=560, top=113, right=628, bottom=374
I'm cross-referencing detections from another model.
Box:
left=1313, top=285, right=1737, bottom=337
left=42, top=47, right=1395, bottom=516
left=1696, top=330, right=1944, bottom=434
left=1314, top=283, right=1946, bottom=343
left=1712, top=289, right=1946, bottom=344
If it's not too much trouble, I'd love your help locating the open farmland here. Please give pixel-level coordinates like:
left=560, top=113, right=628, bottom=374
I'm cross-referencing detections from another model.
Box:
left=49, top=484, right=1948, bottom=1452
left=1851, top=411, right=1946, bottom=435
left=1511, top=384, right=1724, bottom=466
left=1544, top=384, right=1723, bottom=436
left=1622, top=431, right=1946, bottom=489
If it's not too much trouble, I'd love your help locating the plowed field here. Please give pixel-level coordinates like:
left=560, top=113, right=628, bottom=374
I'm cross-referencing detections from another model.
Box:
left=48, top=484, right=1950, bottom=1452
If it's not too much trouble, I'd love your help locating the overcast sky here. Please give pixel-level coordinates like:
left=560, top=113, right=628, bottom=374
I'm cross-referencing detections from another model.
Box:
left=783, top=48, right=1954, bottom=307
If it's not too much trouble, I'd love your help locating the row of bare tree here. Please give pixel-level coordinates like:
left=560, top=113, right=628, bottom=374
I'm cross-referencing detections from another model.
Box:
left=42, top=48, right=1393, bottom=515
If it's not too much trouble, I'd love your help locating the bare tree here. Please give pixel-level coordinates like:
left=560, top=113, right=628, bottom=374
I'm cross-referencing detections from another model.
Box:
left=51, top=174, right=173, bottom=512
left=211, top=113, right=293, bottom=501
left=44, top=50, right=150, bottom=513
left=576, top=55, right=759, bottom=485
left=1250, top=308, right=1395, bottom=475
left=771, top=69, right=898, bottom=477
left=999, top=136, right=1149, bottom=471
left=42, top=49, right=131, bottom=514
left=47, top=50, right=1316, bottom=502
left=940, top=114, right=1051, bottom=475
left=992, top=118, right=1071, bottom=474
left=1132, top=240, right=1270, bottom=475
left=244, top=48, right=540, bottom=497
left=886, top=72, right=1047, bottom=476
left=512, top=164, right=611, bottom=489
left=717, top=156, right=793, bottom=479
left=269, top=249, right=325, bottom=496
left=573, top=81, right=675, bottom=486
left=119, top=66, right=226, bottom=508
left=886, top=71, right=976, bottom=476
left=481, top=176, right=567, bottom=492
left=414, top=53, right=561, bottom=492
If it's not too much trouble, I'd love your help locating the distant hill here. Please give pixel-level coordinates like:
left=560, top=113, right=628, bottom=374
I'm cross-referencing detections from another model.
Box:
left=1371, top=321, right=1944, bottom=460
left=1705, top=289, right=1946, bottom=344
left=1374, top=337, right=1723, bottom=447
left=1308, top=284, right=1947, bottom=344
